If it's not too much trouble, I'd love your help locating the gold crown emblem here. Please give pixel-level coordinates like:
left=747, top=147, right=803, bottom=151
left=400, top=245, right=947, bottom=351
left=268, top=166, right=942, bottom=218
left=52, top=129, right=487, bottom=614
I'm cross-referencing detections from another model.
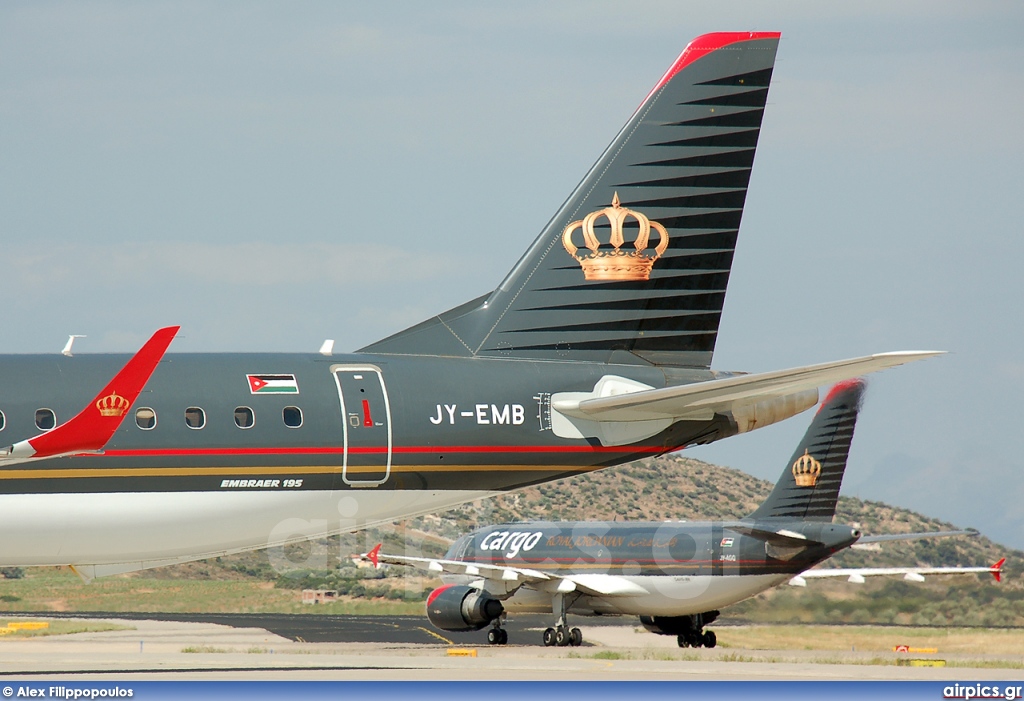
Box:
left=562, top=192, right=669, bottom=281
left=96, top=392, right=130, bottom=418
left=791, top=450, right=822, bottom=487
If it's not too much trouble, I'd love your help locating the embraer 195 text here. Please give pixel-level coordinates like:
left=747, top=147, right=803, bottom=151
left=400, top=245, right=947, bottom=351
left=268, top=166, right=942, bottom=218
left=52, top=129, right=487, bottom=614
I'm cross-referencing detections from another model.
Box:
left=0, top=33, right=940, bottom=579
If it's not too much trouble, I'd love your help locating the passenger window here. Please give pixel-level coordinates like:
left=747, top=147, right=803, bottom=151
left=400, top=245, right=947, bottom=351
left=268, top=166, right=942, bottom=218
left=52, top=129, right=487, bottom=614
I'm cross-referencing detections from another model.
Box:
left=35, top=409, right=56, bottom=431
left=135, top=407, right=157, bottom=430
left=283, top=406, right=302, bottom=428
left=234, top=406, right=254, bottom=429
left=0, top=410, right=5, bottom=431
left=184, top=407, right=205, bottom=429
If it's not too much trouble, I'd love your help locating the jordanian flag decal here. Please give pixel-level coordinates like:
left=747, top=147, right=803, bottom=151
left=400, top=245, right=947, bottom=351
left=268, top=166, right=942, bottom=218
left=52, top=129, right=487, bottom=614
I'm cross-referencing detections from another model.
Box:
left=247, top=374, right=299, bottom=394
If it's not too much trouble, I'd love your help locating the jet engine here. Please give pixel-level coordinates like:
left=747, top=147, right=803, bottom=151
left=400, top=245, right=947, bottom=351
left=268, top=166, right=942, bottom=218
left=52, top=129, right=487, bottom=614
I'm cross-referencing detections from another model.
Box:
left=425, top=585, right=504, bottom=632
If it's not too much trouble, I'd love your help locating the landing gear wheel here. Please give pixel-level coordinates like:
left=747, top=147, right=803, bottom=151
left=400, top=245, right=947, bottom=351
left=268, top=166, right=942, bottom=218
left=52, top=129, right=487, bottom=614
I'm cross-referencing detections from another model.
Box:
left=677, top=634, right=689, bottom=648
left=702, top=630, right=716, bottom=649
left=543, top=627, right=556, bottom=647
left=687, top=632, right=703, bottom=648
left=570, top=627, right=583, bottom=647
left=499, top=629, right=508, bottom=645
left=555, top=625, right=570, bottom=647
left=488, top=628, right=506, bottom=645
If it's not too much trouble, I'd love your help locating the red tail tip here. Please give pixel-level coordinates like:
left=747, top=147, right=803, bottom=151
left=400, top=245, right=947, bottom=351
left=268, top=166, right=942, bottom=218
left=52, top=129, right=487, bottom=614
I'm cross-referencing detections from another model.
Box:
left=816, top=378, right=866, bottom=414
left=643, top=31, right=781, bottom=108
left=992, top=557, right=1006, bottom=582
left=367, top=543, right=381, bottom=568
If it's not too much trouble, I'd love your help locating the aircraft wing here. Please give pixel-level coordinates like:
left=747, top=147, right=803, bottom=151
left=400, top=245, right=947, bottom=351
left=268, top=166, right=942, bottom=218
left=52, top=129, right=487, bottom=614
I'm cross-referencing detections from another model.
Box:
left=360, top=545, right=648, bottom=597
left=789, top=558, right=1005, bottom=586
left=362, top=545, right=553, bottom=584
left=558, top=573, right=649, bottom=597
left=552, top=351, right=942, bottom=422
left=0, top=326, right=179, bottom=466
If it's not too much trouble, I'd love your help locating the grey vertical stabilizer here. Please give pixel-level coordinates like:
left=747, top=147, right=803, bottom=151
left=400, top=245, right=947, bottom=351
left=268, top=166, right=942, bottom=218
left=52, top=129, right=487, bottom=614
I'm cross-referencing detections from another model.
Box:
left=747, top=380, right=865, bottom=522
left=363, top=33, right=781, bottom=365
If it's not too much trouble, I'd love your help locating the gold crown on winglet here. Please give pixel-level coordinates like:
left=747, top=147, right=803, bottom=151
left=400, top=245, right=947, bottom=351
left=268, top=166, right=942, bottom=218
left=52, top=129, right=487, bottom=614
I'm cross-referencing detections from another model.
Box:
left=96, top=392, right=130, bottom=417
left=791, top=450, right=822, bottom=487
left=562, top=192, right=669, bottom=281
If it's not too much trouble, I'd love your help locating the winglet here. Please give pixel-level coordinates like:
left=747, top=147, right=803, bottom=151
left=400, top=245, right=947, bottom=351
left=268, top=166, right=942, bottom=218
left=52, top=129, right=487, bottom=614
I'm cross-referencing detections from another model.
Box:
left=366, top=543, right=382, bottom=569
left=8, top=326, right=179, bottom=460
left=991, top=557, right=1006, bottom=583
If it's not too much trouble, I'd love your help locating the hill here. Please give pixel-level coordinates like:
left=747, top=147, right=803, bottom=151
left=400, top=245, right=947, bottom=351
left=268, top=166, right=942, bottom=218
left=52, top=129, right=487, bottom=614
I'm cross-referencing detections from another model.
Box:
left=168, top=454, right=1024, bottom=626
left=1, top=454, right=1019, bottom=625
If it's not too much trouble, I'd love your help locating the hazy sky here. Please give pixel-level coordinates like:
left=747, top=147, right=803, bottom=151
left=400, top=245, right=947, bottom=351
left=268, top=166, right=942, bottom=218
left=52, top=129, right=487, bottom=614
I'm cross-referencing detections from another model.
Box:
left=2, top=3, right=1023, bottom=548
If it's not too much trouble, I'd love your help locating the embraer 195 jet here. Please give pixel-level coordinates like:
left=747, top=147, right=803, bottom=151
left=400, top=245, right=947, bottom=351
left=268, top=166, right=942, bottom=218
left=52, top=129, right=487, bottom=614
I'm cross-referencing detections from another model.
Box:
left=365, top=381, right=1002, bottom=648
left=0, top=32, right=939, bottom=579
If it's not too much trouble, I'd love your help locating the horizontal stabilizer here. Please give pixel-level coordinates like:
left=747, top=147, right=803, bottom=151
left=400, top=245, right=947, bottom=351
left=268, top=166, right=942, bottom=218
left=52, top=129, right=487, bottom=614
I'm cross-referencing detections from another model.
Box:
left=553, top=351, right=942, bottom=422
left=858, top=528, right=979, bottom=544
left=797, top=557, right=1005, bottom=583
left=730, top=525, right=815, bottom=547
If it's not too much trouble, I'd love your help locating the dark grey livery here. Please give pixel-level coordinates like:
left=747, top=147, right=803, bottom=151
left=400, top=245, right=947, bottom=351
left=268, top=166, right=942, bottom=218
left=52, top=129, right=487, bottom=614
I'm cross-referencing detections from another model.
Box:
left=364, top=33, right=782, bottom=366
left=0, top=34, right=938, bottom=578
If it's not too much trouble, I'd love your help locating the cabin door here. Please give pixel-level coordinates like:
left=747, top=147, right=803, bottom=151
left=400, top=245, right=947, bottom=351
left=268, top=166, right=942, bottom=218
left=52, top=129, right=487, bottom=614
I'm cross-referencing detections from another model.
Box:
left=332, top=365, right=392, bottom=486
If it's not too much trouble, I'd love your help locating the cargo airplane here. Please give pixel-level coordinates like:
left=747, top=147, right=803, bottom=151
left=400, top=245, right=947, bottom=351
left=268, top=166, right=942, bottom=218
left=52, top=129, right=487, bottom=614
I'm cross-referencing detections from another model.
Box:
left=0, top=32, right=940, bottom=579
left=363, top=381, right=1004, bottom=647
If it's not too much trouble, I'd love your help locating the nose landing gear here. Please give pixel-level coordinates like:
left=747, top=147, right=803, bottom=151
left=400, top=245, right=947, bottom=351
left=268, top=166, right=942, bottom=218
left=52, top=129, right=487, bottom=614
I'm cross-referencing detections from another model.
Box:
left=487, top=618, right=509, bottom=645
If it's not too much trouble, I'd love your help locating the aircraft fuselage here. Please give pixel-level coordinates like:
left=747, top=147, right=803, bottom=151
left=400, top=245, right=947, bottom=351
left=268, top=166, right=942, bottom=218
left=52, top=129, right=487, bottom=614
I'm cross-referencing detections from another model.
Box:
left=0, top=352, right=727, bottom=568
left=439, top=520, right=859, bottom=617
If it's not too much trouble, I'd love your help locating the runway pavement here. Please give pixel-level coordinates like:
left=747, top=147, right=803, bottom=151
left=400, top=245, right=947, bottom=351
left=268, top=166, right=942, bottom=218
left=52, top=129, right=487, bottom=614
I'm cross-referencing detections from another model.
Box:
left=12, top=611, right=580, bottom=645
left=0, top=614, right=1020, bottom=681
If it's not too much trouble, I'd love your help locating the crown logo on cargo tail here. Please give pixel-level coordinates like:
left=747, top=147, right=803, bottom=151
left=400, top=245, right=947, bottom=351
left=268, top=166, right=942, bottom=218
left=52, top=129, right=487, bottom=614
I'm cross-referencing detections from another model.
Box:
left=561, top=192, right=669, bottom=281
left=96, top=392, right=130, bottom=417
left=791, top=450, right=822, bottom=487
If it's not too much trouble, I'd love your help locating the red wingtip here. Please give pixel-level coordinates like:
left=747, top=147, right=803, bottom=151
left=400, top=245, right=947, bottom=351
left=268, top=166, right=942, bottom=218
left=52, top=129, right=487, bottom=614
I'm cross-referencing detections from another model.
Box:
left=28, top=326, right=179, bottom=458
left=367, top=543, right=381, bottom=569
left=992, top=557, right=1006, bottom=582
left=643, top=31, right=782, bottom=105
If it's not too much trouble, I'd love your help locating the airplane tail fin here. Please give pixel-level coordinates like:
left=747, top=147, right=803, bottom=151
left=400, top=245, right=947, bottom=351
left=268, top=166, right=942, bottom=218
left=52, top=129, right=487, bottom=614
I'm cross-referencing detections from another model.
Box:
left=3, top=326, right=179, bottom=462
left=747, top=379, right=865, bottom=522
left=362, top=32, right=781, bottom=367
left=991, top=557, right=1006, bottom=583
